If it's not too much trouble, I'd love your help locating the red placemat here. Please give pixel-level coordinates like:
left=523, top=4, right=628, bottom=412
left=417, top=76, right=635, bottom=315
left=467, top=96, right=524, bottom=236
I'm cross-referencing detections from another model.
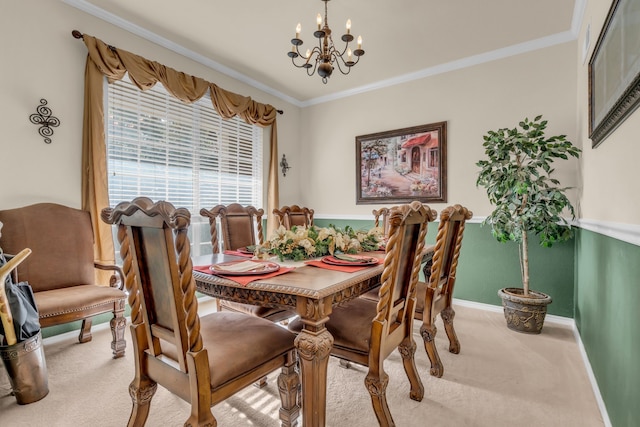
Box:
left=304, top=258, right=382, bottom=273
left=223, top=250, right=254, bottom=258
left=193, top=264, right=294, bottom=286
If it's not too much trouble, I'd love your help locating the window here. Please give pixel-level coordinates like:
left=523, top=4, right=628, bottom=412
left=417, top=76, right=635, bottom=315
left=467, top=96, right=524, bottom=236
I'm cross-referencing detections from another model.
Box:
left=106, top=76, right=263, bottom=256
left=428, top=148, right=438, bottom=168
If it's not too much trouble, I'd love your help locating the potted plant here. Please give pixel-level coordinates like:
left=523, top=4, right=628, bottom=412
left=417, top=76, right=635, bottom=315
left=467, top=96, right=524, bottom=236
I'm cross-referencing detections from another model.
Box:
left=476, top=115, right=581, bottom=333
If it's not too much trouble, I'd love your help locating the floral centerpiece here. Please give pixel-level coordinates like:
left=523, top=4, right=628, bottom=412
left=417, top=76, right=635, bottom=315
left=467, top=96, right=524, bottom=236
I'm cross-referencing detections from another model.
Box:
left=257, top=224, right=384, bottom=261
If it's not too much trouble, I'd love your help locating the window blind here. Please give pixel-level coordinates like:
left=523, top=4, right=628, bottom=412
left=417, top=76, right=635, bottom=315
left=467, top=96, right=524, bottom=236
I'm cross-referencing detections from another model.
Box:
left=106, top=76, right=263, bottom=255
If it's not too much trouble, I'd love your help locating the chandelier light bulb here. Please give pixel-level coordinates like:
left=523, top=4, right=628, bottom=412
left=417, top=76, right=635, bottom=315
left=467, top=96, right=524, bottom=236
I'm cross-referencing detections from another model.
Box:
left=347, top=49, right=353, bottom=61
left=346, top=19, right=351, bottom=34
left=357, top=36, right=362, bottom=49
left=317, top=13, right=322, bottom=29
left=305, top=49, right=311, bottom=59
left=296, top=23, right=301, bottom=38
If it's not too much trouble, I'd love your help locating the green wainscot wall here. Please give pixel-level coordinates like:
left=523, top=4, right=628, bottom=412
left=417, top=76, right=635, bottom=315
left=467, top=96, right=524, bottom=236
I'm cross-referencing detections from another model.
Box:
left=314, top=218, right=575, bottom=318
left=574, top=228, right=640, bottom=427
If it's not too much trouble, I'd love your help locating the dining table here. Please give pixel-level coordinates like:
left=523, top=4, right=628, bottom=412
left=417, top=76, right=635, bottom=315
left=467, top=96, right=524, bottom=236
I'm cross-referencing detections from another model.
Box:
left=191, top=251, right=383, bottom=427
left=191, top=248, right=434, bottom=427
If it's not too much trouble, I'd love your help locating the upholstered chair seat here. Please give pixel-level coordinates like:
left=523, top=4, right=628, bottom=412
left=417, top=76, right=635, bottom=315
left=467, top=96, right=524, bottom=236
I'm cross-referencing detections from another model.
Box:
left=162, top=311, right=297, bottom=388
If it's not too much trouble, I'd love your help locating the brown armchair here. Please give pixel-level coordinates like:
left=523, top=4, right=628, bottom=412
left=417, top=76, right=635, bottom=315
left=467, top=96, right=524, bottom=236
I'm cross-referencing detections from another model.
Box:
left=102, top=197, right=299, bottom=426
left=289, top=201, right=437, bottom=426
left=0, top=203, right=126, bottom=358
left=273, top=205, right=314, bottom=229
left=200, top=204, right=296, bottom=323
left=417, top=204, right=472, bottom=378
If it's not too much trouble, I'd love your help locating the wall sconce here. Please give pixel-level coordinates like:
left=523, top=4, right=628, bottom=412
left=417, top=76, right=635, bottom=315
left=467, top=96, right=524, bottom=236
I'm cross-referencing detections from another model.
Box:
left=280, top=154, right=292, bottom=177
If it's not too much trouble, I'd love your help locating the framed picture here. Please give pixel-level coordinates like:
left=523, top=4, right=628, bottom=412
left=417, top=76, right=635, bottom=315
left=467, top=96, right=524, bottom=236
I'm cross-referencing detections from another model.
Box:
left=589, top=0, right=640, bottom=147
left=356, top=121, right=447, bottom=204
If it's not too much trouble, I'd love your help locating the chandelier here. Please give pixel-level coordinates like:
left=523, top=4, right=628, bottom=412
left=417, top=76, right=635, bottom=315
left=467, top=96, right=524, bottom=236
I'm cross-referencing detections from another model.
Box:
left=287, top=0, right=365, bottom=84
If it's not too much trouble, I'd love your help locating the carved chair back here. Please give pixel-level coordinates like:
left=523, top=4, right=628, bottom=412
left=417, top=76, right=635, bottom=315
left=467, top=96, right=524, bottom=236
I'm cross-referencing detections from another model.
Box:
left=102, top=197, right=197, bottom=372
left=372, top=201, right=437, bottom=359
left=200, top=204, right=264, bottom=253
left=372, top=207, right=391, bottom=236
left=273, top=205, right=314, bottom=229
left=427, top=204, right=473, bottom=305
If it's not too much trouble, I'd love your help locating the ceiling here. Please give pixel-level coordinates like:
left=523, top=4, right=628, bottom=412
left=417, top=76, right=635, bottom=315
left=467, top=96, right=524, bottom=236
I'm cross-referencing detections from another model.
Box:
left=68, top=0, right=580, bottom=107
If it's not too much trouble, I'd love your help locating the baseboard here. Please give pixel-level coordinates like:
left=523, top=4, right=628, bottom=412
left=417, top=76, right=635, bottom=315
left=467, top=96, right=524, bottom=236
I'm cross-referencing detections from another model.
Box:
left=453, top=297, right=612, bottom=427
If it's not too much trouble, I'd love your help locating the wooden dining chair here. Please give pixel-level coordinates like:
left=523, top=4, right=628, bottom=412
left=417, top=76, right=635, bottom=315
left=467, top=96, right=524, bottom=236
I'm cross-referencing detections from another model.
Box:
left=272, top=205, right=314, bottom=229
left=101, top=197, right=299, bottom=427
left=200, top=204, right=296, bottom=324
left=372, top=207, right=390, bottom=236
left=289, top=201, right=437, bottom=426
left=199, top=203, right=264, bottom=254
left=417, top=204, right=472, bottom=378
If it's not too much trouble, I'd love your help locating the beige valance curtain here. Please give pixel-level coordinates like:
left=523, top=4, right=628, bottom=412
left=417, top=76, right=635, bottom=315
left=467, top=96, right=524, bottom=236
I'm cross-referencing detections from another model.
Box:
left=79, top=34, right=280, bottom=270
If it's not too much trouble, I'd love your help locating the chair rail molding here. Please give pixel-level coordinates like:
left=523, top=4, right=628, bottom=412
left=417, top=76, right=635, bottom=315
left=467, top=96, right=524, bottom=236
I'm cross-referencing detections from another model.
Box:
left=577, top=219, right=640, bottom=247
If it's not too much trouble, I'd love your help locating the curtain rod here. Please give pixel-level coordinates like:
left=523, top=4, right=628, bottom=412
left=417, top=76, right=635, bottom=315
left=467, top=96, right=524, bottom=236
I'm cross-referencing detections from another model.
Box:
left=71, top=30, right=284, bottom=115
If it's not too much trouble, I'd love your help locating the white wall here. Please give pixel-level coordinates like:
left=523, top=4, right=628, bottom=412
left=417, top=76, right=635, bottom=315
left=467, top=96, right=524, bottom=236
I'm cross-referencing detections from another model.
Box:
left=298, top=42, right=580, bottom=219
left=0, top=0, right=302, bottom=211
left=576, top=0, right=640, bottom=227
left=4, top=1, right=636, bottom=230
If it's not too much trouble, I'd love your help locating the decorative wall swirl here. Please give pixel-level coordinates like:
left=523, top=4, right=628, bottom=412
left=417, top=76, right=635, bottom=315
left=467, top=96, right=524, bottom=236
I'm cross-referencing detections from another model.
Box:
left=29, top=99, right=60, bottom=144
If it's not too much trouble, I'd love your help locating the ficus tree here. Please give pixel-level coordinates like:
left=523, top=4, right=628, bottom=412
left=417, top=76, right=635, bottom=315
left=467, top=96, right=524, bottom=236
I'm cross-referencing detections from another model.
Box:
left=476, top=115, right=581, bottom=296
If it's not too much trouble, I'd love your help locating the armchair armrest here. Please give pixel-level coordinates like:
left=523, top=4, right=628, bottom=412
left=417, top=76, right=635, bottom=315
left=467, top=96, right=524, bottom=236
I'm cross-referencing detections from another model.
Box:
left=2, top=253, right=20, bottom=283
left=94, top=262, right=125, bottom=290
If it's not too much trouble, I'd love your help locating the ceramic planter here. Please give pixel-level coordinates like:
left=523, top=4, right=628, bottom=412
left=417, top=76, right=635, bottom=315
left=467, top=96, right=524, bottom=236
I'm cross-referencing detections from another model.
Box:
left=498, top=287, right=552, bottom=334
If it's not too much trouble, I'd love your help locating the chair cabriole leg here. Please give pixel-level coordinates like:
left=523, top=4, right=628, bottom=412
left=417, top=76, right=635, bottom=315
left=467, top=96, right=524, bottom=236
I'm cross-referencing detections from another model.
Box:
left=420, top=322, right=444, bottom=378
left=365, top=370, right=394, bottom=427
left=79, top=317, right=93, bottom=343
left=441, top=306, right=460, bottom=354
left=398, top=337, right=424, bottom=401
left=127, top=324, right=157, bottom=427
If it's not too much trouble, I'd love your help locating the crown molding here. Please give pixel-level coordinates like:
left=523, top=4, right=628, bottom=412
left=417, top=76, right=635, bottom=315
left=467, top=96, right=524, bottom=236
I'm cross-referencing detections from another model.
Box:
left=301, top=29, right=577, bottom=107
left=64, top=0, right=584, bottom=108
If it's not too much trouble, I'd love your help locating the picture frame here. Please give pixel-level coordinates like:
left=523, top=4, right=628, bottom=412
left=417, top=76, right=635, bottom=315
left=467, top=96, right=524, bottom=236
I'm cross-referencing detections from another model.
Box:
left=356, top=121, right=447, bottom=204
left=588, top=0, right=640, bottom=148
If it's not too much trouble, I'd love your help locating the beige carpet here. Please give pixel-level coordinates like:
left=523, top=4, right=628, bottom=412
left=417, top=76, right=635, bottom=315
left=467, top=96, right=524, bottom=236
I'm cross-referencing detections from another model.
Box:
left=0, top=300, right=605, bottom=426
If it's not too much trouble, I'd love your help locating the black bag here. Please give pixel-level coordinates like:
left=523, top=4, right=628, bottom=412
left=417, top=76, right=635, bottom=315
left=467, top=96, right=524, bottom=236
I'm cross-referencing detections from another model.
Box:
left=1, top=252, right=41, bottom=343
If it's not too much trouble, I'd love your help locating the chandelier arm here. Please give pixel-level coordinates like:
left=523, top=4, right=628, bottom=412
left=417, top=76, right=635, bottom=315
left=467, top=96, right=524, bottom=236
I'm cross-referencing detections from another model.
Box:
left=331, top=52, right=353, bottom=76
left=306, top=57, right=319, bottom=76
left=291, top=45, right=322, bottom=69
left=332, top=38, right=351, bottom=58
